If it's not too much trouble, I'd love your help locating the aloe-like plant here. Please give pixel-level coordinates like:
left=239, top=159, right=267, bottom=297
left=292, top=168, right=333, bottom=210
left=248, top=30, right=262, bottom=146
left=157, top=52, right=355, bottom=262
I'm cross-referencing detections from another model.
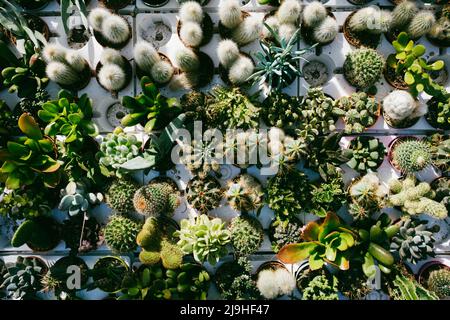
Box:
left=60, top=0, right=89, bottom=36
left=0, top=114, right=61, bottom=190
left=121, top=77, right=181, bottom=132
left=277, top=212, right=357, bottom=271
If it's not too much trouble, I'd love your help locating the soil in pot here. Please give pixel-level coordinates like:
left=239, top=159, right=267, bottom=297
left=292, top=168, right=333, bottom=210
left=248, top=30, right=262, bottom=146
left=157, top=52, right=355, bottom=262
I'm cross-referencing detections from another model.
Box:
left=142, top=0, right=170, bottom=7
left=302, top=60, right=330, bottom=87
left=138, top=19, right=172, bottom=49
left=67, top=25, right=90, bottom=50
left=95, top=57, right=133, bottom=93
left=383, top=109, right=420, bottom=129
left=218, top=11, right=251, bottom=40
left=91, top=256, right=129, bottom=293
left=93, top=18, right=132, bottom=49
left=343, top=11, right=381, bottom=49
left=177, top=12, right=214, bottom=48
left=106, top=101, right=130, bottom=128
left=99, top=0, right=132, bottom=10
left=426, top=97, right=450, bottom=130
left=191, top=51, right=214, bottom=89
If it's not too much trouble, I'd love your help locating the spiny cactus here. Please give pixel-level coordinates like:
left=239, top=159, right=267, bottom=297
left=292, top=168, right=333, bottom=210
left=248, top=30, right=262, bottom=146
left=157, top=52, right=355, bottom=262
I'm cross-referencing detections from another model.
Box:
left=151, top=60, right=174, bottom=84
left=186, top=176, right=223, bottom=215
left=427, top=268, right=450, bottom=299
left=270, top=218, right=302, bottom=253
left=180, top=21, right=203, bottom=47
left=134, top=41, right=161, bottom=74
left=217, top=39, right=240, bottom=69
left=383, top=90, right=424, bottom=127
left=231, top=16, right=262, bottom=46
left=65, top=51, right=89, bottom=72
left=175, top=46, right=200, bottom=72
left=229, top=215, right=264, bottom=256
left=133, top=182, right=180, bottom=217
left=313, top=16, right=338, bottom=44
left=276, top=0, right=301, bottom=25
left=100, top=48, right=125, bottom=67
left=98, top=64, right=126, bottom=91
left=46, top=61, right=80, bottom=86
left=302, top=1, right=327, bottom=27
left=179, top=1, right=204, bottom=24
left=226, top=174, right=263, bottom=213
left=343, top=48, right=384, bottom=89
left=391, top=0, right=418, bottom=29
left=104, top=215, right=140, bottom=253
left=219, top=0, right=243, bottom=29
left=392, top=139, right=432, bottom=174
left=88, top=7, right=110, bottom=31
left=407, top=11, right=435, bottom=39
left=101, top=15, right=130, bottom=45
left=105, top=177, right=139, bottom=215
left=228, top=55, right=254, bottom=85
left=390, top=218, right=435, bottom=264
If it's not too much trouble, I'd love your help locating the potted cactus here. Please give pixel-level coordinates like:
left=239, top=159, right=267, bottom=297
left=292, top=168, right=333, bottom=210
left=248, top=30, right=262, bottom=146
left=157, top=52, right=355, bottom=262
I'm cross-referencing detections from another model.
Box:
left=104, top=215, right=141, bottom=254
left=256, top=261, right=296, bottom=300
left=388, top=137, right=433, bottom=174
left=217, top=39, right=255, bottom=86
left=186, top=176, right=223, bottom=215
left=269, top=216, right=303, bottom=253
left=382, top=90, right=424, bottom=128
left=90, top=256, right=129, bottom=293
left=427, top=5, right=450, bottom=47
left=343, top=136, right=386, bottom=174
left=229, top=215, right=264, bottom=256
left=301, top=1, right=339, bottom=46
left=343, top=48, right=385, bottom=90
left=88, top=8, right=131, bottom=49
left=337, top=92, right=380, bottom=133
left=261, top=0, right=303, bottom=44
left=134, top=41, right=175, bottom=85
left=96, top=49, right=132, bottom=93
left=418, top=261, right=450, bottom=299
left=226, top=174, right=264, bottom=214
left=177, top=1, right=213, bottom=48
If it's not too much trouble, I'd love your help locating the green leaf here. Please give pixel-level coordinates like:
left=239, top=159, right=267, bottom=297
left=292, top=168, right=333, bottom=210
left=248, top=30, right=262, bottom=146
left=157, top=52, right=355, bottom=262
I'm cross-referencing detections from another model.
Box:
left=404, top=72, right=415, bottom=85
left=119, top=156, right=154, bottom=171
left=144, top=118, right=157, bottom=133
left=430, top=60, right=444, bottom=71
left=302, top=221, right=320, bottom=241
left=309, top=252, right=324, bottom=270
left=7, top=141, right=29, bottom=157
left=38, top=110, right=55, bottom=123
left=18, top=113, right=42, bottom=140
left=412, top=45, right=426, bottom=57
left=6, top=173, right=21, bottom=189
left=277, top=242, right=317, bottom=264
left=38, top=139, right=54, bottom=153
left=68, top=113, right=82, bottom=124
left=362, top=252, right=376, bottom=278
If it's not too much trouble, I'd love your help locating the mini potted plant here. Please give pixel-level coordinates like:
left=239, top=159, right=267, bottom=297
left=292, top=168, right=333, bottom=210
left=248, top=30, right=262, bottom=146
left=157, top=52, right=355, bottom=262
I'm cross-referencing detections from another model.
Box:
left=382, top=90, right=425, bottom=128
left=343, top=136, right=386, bottom=174
left=269, top=217, right=302, bottom=253
left=388, top=137, right=433, bottom=175
left=337, top=92, right=380, bottom=133
left=105, top=177, right=139, bottom=215
left=186, top=176, right=223, bottom=215
left=427, top=5, right=450, bottom=47
left=133, top=179, right=180, bottom=218
left=10, top=217, right=61, bottom=252
left=426, top=96, right=450, bottom=130
left=428, top=133, right=450, bottom=172
left=343, top=48, right=385, bottom=90
left=217, top=39, right=255, bottom=86
left=134, top=41, right=175, bottom=85
left=301, top=1, right=339, bottom=46
left=262, top=0, right=303, bottom=43
left=256, top=261, right=296, bottom=299
left=104, top=215, right=141, bottom=254
left=90, top=256, right=129, bottom=293
left=177, top=1, right=213, bottom=48
left=226, top=174, right=264, bottom=214
left=301, top=273, right=339, bottom=300
left=418, top=260, right=450, bottom=299
left=229, top=215, right=264, bottom=256
left=88, top=8, right=131, bottom=49
left=96, top=49, right=132, bottom=94
left=432, top=176, right=450, bottom=212
left=262, top=91, right=301, bottom=133
left=61, top=214, right=103, bottom=254
left=302, top=58, right=332, bottom=88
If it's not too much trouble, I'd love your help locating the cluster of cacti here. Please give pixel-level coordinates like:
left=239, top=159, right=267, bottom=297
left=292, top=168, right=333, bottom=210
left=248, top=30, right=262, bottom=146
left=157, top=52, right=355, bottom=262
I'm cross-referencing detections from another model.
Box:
left=58, top=181, right=103, bottom=216
left=97, top=49, right=129, bottom=92
left=256, top=265, right=296, bottom=299
left=428, top=12, right=450, bottom=46
left=348, top=6, right=392, bottom=35
left=217, top=39, right=254, bottom=85
left=343, top=136, right=386, bottom=173
left=387, top=176, right=448, bottom=219
left=343, top=48, right=385, bottom=89
left=134, top=41, right=174, bottom=84
left=262, top=91, right=301, bottom=131
left=270, top=218, right=302, bottom=253
left=427, top=268, right=450, bottom=299
left=186, top=176, right=223, bottom=214
left=88, top=7, right=131, bottom=48
left=302, top=274, right=339, bottom=300
left=103, top=215, right=140, bottom=253
left=133, top=181, right=180, bottom=218
left=390, top=1, right=435, bottom=39
left=229, top=215, right=264, bottom=256
left=105, top=178, right=139, bottom=215
left=0, top=186, right=52, bottom=220
left=219, top=0, right=261, bottom=46
left=337, top=92, right=379, bottom=133
left=390, top=218, right=436, bottom=264
left=137, top=217, right=184, bottom=270
left=226, top=174, right=263, bottom=213
left=391, top=138, right=433, bottom=174
left=382, top=90, right=424, bottom=128
left=260, top=0, right=301, bottom=42
left=348, top=172, right=388, bottom=221
left=178, top=1, right=206, bottom=47
left=174, top=215, right=231, bottom=265
left=302, top=1, right=338, bottom=44
left=42, top=43, right=91, bottom=89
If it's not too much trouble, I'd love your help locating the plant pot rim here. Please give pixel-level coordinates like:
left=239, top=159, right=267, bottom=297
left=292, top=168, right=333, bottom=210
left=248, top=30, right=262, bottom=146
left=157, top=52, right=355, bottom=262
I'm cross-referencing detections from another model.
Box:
left=99, top=0, right=132, bottom=11
left=417, top=260, right=450, bottom=287
left=343, top=11, right=381, bottom=49
left=141, top=0, right=170, bottom=8
left=93, top=256, right=129, bottom=293
left=256, top=260, right=287, bottom=275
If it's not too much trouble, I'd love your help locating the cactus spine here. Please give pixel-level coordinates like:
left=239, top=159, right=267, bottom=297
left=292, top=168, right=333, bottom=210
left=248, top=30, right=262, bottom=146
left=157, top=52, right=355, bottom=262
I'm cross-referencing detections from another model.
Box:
left=427, top=268, right=450, bottom=298
left=302, top=1, right=327, bottom=27
left=217, top=39, right=240, bottom=69
left=407, top=11, right=436, bottom=39
left=392, top=139, right=432, bottom=174
left=98, top=64, right=126, bottom=92
left=219, top=0, right=243, bottom=29
left=313, top=16, right=338, bottom=43
left=134, top=41, right=161, bottom=74
left=102, top=15, right=131, bottom=45
left=179, top=1, right=203, bottom=24
left=391, top=0, right=418, bottom=29
left=175, top=46, right=200, bottom=72
left=46, top=61, right=80, bottom=86
left=151, top=61, right=174, bottom=84
left=276, top=0, right=301, bottom=25
left=179, top=21, right=203, bottom=47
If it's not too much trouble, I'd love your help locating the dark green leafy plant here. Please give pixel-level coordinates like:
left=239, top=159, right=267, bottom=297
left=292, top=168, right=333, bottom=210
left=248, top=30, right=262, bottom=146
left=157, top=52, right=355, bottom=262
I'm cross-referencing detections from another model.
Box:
left=262, top=92, right=301, bottom=133
left=0, top=100, right=14, bottom=146
left=89, top=256, right=129, bottom=293
left=60, top=0, right=89, bottom=35
left=270, top=217, right=302, bottom=253
left=11, top=217, right=61, bottom=251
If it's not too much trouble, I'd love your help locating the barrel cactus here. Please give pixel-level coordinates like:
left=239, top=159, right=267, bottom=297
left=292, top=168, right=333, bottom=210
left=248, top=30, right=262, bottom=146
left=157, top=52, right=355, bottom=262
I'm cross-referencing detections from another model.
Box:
left=427, top=268, right=450, bottom=299
left=104, top=215, right=140, bottom=253
left=392, top=139, right=432, bottom=174
left=133, top=182, right=180, bottom=217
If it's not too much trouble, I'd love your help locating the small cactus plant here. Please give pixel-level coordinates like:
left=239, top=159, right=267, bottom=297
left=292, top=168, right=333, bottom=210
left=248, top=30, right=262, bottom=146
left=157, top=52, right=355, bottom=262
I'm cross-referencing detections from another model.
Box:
left=133, top=181, right=180, bottom=217
left=231, top=16, right=262, bottom=46
left=179, top=21, right=203, bottom=47
left=88, top=8, right=130, bottom=48
left=179, top=1, right=204, bottom=24
left=134, top=41, right=174, bottom=84
left=228, top=55, right=255, bottom=85
left=104, top=215, right=140, bottom=253
left=98, top=64, right=127, bottom=92
left=175, top=46, right=200, bottom=72
left=226, top=174, right=264, bottom=213
left=391, top=0, right=418, bottom=30
left=186, top=176, right=223, bottom=215
left=217, top=39, right=240, bottom=69
left=382, top=90, right=425, bottom=128
left=219, top=0, right=243, bottom=29
left=229, top=215, right=264, bottom=256
left=312, top=16, right=339, bottom=44
left=427, top=268, right=450, bottom=299
left=105, top=177, right=139, bottom=215
left=343, top=48, right=384, bottom=89
left=407, top=11, right=436, bottom=39
left=302, top=1, right=327, bottom=27
left=391, top=138, right=432, bottom=174
left=276, top=0, right=301, bottom=25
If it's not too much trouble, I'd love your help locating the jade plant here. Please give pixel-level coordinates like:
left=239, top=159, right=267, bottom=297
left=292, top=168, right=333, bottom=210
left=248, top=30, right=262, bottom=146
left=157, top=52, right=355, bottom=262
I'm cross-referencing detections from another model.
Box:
left=0, top=100, right=13, bottom=146
left=278, top=212, right=357, bottom=271
left=229, top=215, right=264, bottom=256
left=391, top=138, right=432, bottom=174
left=121, top=77, right=181, bottom=132
left=0, top=114, right=61, bottom=190
left=337, top=92, right=379, bottom=133
left=174, top=215, right=231, bottom=265
left=343, top=136, right=386, bottom=173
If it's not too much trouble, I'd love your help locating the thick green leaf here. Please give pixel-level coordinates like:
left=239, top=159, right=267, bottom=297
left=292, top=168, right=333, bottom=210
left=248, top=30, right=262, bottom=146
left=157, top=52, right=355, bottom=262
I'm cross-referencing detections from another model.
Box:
left=7, top=141, right=29, bottom=157
left=302, top=221, right=320, bottom=241
left=277, top=242, right=317, bottom=264
left=18, top=113, right=42, bottom=140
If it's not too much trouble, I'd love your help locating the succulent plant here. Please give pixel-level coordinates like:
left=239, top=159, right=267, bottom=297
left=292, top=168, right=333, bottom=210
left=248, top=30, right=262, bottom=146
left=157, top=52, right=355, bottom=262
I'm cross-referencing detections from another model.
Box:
left=61, top=214, right=103, bottom=254
left=133, top=181, right=179, bottom=218
left=256, top=265, right=296, bottom=299
left=343, top=136, right=386, bottom=173
left=218, top=0, right=243, bottom=29
left=0, top=186, right=52, bottom=221
left=1, top=256, right=46, bottom=300
left=338, top=92, right=379, bottom=133
left=387, top=176, right=448, bottom=220
left=391, top=138, right=432, bottom=174
left=428, top=16, right=450, bottom=46
left=121, top=77, right=181, bottom=132
left=302, top=274, right=339, bottom=300
left=105, top=177, right=139, bottom=215
left=270, top=217, right=302, bottom=253
left=427, top=96, right=450, bottom=130
left=348, top=6, right=392, bottom=35
left=0, top=100, right=14, bottom=146
left=391, top=0, right=418, bottom=30
left=174, top=215, right=231, bottom=265
left=382, top=90, right=424, bottom=128
left=390, top=218, right=436, bottom=264
left=11, top=89, right=49, bottom=129
left=428, top=133, right=450, bottom=172
left=88, top=8, right=130, bottom=48
left=229, top=215, right=264, bottom=256
left=390, top=271, right=438, bottom=300
left=427, top=268, right=450, bottom=299
left=348, top=172, right=388, bottom=221
left=58, top=181, right=103, bottom=217
left=0, top=114, right=61, bottom=190
left=205, top=86, right=260, bottom=130
left=226, top=174, right=263, bottom=213
left=11, top=217, right=60, bottom=251
left=343, top=48, right=384, bottom=89
left=104, top=215, right=141, bottom=253
left=262, top=92, right=301, bottom=133
left=266, top=169, right=311, bottom=221
left=179, top=137, right=223, bottom=179
left=186, top=176, right=223, bottom=215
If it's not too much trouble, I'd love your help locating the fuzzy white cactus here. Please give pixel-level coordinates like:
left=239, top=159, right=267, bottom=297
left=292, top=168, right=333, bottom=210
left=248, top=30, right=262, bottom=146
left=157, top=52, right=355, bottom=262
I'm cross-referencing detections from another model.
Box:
left=180, top=21, right=203, bottom=47
left=169, top=72, right=198, bottom=90
left=256, top=268, right=296, bottom=300
left=408, top=11, right=436, bottom=39
left=228, top=55, right=254, bottom=85
left=391, top=0, right=418, bottom=29
left=134, top=41, right=161, bottom=74
left=179, top=1, right=203, bottom=24
left=175, top=46, right=200, bottom=72
left=277, top=0, right=301, bottom=25
left=150, top=60, right=174, bottom=84
left=219, top=0, right=243, bottom=29
left=98, top=64, right=126, bottom=91
left=101, top=15, right=130, bottom=45
left=88, top=7, right=110, bottom=31
left=348, top=6, right=378, bottom=33
left=383, top=90, right=425, bottom=121
left=313, top=16, right=338, bottom=44
left=42, top=43, right=67, bottom=63
left=302, top=1, right=327, bottom=27
left=231, top=16, right=262, bottom=46
left=100, top=48, right=124, bottom=67
left=261, top=16, right=280, bottom=39
left=65, top=51, right=89, bottom=72
left=279, top=23, right=297, bottom=42
left=377, top=10, right=393, bottom=34
left=46, top=61, right=79, bottom=86
left=217, top=39, right=240, bottom=68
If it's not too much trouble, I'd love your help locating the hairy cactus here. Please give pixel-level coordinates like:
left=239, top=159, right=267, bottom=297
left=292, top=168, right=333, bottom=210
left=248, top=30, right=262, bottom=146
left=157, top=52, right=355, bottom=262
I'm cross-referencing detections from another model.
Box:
left=279, top=23, right=297, bottom=42
left=383, top=90, right=424, bottom=127
left=387, top=176, right=448, bottom=219
left=312, top=16, right=338, bottom=44
left=231, top=16, right=262, bottom=46
left=343, top=48, right=384, bottom=89
left=219, top=0, right=243, bottom=29
left=270, top=218, right=302, bottom=253
left=217, top=39, right=240, bottom=69
left=134, top=41, right=161, bottom=74
left=186, top=176, right=223, bottom=215
left=302, top=1, right=327, bottom=27
left=151, top=60, right=174, bottom=84
left=179, top=1, right=204, bottom=24
left=349, top=7, right=392, bottom=35
left=99, top=15, right=130, bottom=45
left=228, top=56, right=254, bottom=85
left=42, top=43, right=67, bottom=63
left=276, top=0, right=301, bottom=25
left=261, top=16, right=279, bottom=39
left=104, top=215, right=140, bottom=253
left=65, top=52, right=89, bottom=73
left=58, top=181, right=103, bottom=217
left=390, top=218, right=436, bottom=264
left=256, top=266, right=296, bottom=299
left=46, top=62, right=80, bottom=86
left=88, top=7, right=110, bottom=31
left=392, top=139, right=432, bottom=174
left=98, top=64, right=126, bottom=91
left=180, top=21, right=203, bottom=47
left=427, top=268, right=450, bottom=299
left=226, top=174, right=263, bottom=213
left=428, top=17, right=450, bottom=45
left=100, top=48, right=125, bottom=67
left=229, top=215, right=264, bottom=256
left=407, top=11, right=435, bottom=39
left=175, top=46, right=200, bottom=72
left=391, top=0, right=418, bottom=29
left=105, top=177, right=139, bottom=215
left=133, top=182, right=180, bottom=217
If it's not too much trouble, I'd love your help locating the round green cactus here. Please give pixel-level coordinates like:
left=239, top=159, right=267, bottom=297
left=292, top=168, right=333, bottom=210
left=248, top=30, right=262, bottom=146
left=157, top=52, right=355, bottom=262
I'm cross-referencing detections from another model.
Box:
left=105, top=177, right=139, bottom=215
left=133, top=182, right=179, bottom=217
left=392, top=139, right=432, bottom=174
left=427, top=268, right=450, bottom=298
left=343, top=48, right=384, bottom=89
left=229, top=215, right=264, bottom=256
left=104, top=215, right=140, bottom=253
